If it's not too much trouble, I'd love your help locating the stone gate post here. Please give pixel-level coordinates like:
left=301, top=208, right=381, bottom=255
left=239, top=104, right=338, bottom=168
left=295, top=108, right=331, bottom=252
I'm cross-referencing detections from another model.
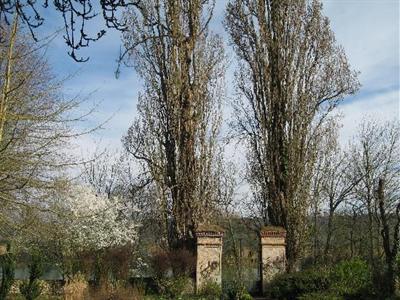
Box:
left=260, top=226, right=286, bottom=294
left=0, top=240, right=9, bottom=255
left=195, top=225, right=224, bottom=292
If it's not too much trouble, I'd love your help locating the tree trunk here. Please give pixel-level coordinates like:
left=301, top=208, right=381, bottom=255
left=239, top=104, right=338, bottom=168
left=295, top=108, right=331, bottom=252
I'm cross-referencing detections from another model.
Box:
left=312, top=202, right=320, bottom=264
left=324, top=209, right=334, bottom=260
left=377, top=178, right=396, bottom=294
left=366, top=200, right=375, bottom=265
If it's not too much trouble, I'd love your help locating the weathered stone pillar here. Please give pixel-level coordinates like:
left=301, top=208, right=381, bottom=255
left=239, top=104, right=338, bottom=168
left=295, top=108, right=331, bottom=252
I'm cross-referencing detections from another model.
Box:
left=0, top=240, right=9, bottom=255
left=260, top=226, right=286, bottom=294
left=195, top=225, right=224, bottom=292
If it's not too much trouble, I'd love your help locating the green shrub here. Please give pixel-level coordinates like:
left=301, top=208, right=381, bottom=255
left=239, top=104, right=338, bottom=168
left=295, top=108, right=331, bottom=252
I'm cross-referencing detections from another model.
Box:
left=150, top=248, right=196, bottom=299
left=298, top=291, right=344, bottom=300
left=369, top=263, right=390, bottom=299
left=157, top=276, right=193, bottom=298
left=20, top=253, right=45, bottom=300
left=20, top=280, right=42, bottom=300
left=223, top=280, right=252, bottom=300
left=198, top=281, right=222, bottom=299
left=0, top=252, right=15, bottom=299
left=265, top=258, right=376, bottom=300
left=223, top=281, right=241, bottom=300
left=223, top=284, right=253, bottom=300
left=329, top=258, right=372, bottom=298
left=239, top=292, right=253, bottom=300
left=266, top=268, right=331, bottom=300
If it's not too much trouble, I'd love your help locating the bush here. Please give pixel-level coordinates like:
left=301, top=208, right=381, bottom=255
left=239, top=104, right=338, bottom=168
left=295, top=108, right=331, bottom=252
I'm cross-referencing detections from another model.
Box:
left=223, top=280, right=252, bottom=300
left=198, top=281, right=222, bottom=299
left=63, top=273, right=89, bottom=299
left=266, top=268, right=331, bottom=300
left=130, top=277, right=158, bottom=295
left=150, top=248, right=196, bottom=298
left=89, top=279, right=145, bottom=300
left=329, top=258, right=372, bottom=298
left=239, top=292, right=253, bottom=300
left=156, top=276, right=194, bottom=298
left=298, top=291, right=344, bottom=300
left=20, top=280, right=42, bottom=300
left=266, top=258, right=374, bottom=300
left=20, top=253, right=45, bottom=300
left=0, top=252, right=15, bottom=299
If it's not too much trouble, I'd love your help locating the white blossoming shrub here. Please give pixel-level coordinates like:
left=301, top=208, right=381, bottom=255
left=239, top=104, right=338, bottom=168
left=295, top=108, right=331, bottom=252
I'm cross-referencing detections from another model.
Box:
left=57, top=185, right=138, bottom=251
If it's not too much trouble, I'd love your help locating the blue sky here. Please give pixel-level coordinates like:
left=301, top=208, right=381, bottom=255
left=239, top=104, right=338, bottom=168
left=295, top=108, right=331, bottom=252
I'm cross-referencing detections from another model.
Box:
left=36, top=0, right=399, bottom=156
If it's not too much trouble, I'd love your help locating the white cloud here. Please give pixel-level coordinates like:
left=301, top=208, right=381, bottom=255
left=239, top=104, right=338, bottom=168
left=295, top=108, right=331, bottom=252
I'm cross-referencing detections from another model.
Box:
left=37, top=1, right=399, bottom=160
left=322, top=0, right=399, bottom=88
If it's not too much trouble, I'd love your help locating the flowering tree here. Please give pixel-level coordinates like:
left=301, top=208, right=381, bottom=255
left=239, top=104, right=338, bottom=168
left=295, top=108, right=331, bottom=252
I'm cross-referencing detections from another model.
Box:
left=55, top=185, right=138, bottom=252
left=9, top=184, right=139, bottom=282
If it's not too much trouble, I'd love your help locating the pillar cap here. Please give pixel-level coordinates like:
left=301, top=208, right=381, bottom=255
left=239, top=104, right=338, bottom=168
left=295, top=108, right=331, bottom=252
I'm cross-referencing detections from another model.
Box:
left=196, top=224, right=224, bottom=237
left=260, top=226, right=286, bottom=237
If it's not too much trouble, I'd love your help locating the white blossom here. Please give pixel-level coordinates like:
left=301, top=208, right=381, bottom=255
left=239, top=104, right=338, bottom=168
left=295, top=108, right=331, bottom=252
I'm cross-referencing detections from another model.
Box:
left=56, top=185, right=139, bottom=251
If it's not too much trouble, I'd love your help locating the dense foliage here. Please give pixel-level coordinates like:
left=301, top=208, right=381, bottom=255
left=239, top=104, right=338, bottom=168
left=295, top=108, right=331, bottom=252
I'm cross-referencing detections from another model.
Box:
left=266, top=258, right=377, bottom=300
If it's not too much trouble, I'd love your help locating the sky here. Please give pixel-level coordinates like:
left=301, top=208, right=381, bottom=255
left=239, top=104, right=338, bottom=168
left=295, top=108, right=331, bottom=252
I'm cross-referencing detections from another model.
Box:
left=34, top=0, right=400, bottom=158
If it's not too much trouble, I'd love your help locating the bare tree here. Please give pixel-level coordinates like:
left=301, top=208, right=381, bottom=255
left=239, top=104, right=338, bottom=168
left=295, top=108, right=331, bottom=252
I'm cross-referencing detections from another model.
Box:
left=80, top=148, right=147, bottom=199
left=313, top=124, right=362, bottom=260
left=122, top=0, right=226, bottom=251
left=349, top=120, right=400, bottom=267
left=342, top=201, right=364, bottom=259
left=376, top=178, right=400, bottom=295
left=309, top=119, right=338, bottom=262
left=0, top=20, right=96, bottom=238
left=348, top=120, right=399, bottom=293
left=225, top=0, right=360, bottom=270
left=0, top=0, right=143, bottom=61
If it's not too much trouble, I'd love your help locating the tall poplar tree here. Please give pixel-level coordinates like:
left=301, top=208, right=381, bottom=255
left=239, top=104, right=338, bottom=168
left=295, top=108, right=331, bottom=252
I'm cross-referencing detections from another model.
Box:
left=122, top=0, right=226, bottom=251
left=225, top=0, right=359, bottom=270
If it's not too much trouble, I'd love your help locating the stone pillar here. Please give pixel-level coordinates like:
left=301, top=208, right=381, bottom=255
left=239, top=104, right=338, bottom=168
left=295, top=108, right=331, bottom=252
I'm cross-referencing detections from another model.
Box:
left=260, top=226, right=286, bottom=294
left=0, top=240, right=9, bottom=255
left=195, top=225, right=224, bottom=292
